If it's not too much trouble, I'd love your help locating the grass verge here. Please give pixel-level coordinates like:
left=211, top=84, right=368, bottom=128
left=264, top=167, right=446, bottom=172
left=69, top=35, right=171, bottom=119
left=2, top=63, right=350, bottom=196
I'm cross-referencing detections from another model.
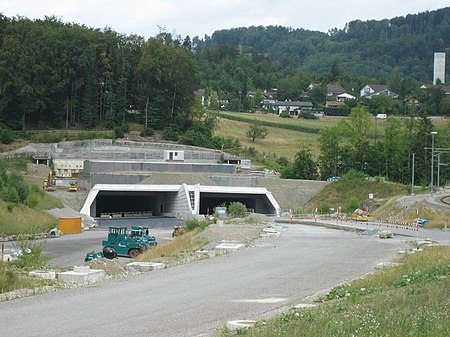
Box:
left=215, top=245, right=450, bottom=337
left=135, top=228, right=209, bottom=267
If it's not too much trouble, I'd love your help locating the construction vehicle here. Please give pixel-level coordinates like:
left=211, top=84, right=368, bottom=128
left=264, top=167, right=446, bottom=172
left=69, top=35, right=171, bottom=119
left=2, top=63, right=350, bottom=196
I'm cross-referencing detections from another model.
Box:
left=102, top=226, right=148, bottom=258
left=351, top=208, right=374, bottom=221
left=129, top=226, right=158, bottom=247
left=43, top=171, right=55, bottom=191
left=68, top=181, right=78, bottom=192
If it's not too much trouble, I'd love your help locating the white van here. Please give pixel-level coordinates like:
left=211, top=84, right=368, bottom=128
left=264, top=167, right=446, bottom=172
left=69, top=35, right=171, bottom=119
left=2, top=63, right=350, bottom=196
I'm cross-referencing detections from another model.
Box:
left=376, top=113, right=387, bottom=119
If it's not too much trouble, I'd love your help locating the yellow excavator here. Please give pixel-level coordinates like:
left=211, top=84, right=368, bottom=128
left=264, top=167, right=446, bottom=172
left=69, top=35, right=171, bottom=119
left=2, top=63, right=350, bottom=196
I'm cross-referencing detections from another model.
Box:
left=43, top=172, right=55, bottom=191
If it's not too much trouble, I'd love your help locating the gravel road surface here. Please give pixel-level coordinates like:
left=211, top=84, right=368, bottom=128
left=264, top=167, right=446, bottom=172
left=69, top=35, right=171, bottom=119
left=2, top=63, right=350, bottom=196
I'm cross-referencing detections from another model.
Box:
left=0, top=223, right=405, bottom=337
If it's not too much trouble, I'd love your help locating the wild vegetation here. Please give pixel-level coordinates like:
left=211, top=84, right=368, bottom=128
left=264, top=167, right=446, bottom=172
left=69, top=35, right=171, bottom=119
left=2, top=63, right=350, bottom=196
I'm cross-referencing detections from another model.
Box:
left=0, top=159, right=62, bottom=236
left=215, top=245, right=450, bottom=337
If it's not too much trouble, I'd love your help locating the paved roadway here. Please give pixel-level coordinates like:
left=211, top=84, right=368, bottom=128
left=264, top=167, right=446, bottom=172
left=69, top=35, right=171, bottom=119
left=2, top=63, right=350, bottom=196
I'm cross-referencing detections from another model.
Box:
left=302, top=218, right=450, bottom=244
left=0, top=223, right=408, bottom=337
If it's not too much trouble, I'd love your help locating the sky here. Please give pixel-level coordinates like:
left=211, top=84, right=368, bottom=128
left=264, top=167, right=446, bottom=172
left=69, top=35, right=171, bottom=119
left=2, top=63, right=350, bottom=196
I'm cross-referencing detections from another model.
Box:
left=1, top=0, right=449, bottom=39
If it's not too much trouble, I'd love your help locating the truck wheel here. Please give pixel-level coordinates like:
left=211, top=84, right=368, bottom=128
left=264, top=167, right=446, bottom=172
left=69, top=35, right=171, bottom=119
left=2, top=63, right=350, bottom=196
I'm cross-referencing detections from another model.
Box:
left=128, top=249, right=139, bottom=258
left=103, top=246, right=117, bottom=259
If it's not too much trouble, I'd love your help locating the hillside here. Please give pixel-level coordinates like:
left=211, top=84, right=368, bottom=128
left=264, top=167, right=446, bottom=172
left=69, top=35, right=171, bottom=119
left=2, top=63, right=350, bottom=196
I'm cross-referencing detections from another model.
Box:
left=198, top=7, right=450, bottom=80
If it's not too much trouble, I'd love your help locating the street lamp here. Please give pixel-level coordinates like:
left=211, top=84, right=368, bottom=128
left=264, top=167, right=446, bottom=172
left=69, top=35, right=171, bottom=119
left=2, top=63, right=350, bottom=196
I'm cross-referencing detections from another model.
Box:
left=430, top=131, right=437, bottom=195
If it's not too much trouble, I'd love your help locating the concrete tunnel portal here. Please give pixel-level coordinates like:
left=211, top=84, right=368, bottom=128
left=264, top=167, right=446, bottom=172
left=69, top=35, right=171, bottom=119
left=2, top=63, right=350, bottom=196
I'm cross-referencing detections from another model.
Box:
left=81, top=184, right=280, bottom=218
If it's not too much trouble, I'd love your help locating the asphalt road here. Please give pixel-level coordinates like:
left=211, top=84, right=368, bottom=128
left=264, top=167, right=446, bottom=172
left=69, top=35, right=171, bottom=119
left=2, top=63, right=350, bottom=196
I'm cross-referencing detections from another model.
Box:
left=43, top=228, right=174, bottom=267
left=0, top=223, right=406, bottom=337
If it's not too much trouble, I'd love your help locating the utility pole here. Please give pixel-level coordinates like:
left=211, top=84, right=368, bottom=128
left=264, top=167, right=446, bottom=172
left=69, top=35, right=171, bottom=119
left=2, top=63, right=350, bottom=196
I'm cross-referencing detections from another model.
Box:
left=430, top=131, right=437, bottom=195
left=411, top=152, right=415, bottom=195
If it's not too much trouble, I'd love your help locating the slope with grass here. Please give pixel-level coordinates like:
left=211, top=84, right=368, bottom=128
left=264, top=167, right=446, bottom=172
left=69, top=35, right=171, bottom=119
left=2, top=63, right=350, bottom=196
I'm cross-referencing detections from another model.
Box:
left=305, top=171, right=409, bottom=215
left=215, top=245, right=450, bottom=337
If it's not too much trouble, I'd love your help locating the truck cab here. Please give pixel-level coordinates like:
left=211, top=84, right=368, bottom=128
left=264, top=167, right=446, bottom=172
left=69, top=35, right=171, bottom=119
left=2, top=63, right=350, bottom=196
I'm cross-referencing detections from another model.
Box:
left=102, top=226, right=148, bottom=258
left=129, top=226, right=158, bottom=247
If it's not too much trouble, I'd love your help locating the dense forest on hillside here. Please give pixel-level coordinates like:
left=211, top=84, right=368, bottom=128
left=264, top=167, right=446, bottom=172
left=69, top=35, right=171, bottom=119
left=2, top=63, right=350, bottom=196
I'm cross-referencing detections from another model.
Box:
left=198, top=7, right=450, bottom=80
left=0, top=7, right=449, bottom=133
left=0, top=8, right=449, bottom=186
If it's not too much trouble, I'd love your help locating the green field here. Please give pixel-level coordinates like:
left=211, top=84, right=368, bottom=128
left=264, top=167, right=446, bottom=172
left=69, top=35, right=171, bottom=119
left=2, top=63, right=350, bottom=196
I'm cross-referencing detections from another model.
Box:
left=215, top=112, right=388, bottom=159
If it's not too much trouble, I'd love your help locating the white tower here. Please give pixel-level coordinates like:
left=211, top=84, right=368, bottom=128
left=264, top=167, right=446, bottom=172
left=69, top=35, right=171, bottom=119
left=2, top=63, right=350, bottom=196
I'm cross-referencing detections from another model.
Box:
left=433, top=52, right=445, bottom=85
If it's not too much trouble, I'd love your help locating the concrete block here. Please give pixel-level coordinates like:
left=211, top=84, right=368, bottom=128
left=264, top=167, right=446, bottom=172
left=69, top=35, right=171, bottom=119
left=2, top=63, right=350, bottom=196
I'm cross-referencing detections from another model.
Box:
left=227, top=320, right=256, bottom=331
left=127, top=262, right=165, bottom=272
left=29, top=270, right=56, bottom=280
left=294, top=303, right=317, bottom=309
left=57, top=268, right=105, bottom=283
left=378, top=230, right=393, bottom=239
left=73, top=266, right=90, bottom=273
left=215, top=242, right=245, bottom=250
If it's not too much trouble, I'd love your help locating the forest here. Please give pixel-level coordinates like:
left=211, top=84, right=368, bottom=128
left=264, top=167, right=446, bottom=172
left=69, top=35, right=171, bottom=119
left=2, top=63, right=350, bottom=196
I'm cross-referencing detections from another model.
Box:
left=0, top=8, right=449, bottom=186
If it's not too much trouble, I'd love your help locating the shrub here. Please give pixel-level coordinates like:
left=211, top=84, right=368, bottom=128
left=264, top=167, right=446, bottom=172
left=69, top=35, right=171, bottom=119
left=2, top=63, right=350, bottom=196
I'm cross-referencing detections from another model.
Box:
left=113, top=127, right=124, bottom=139
left=279, top=111, right=292, bottom=118
left=185, top=218, right=212, bottom=231
left=9, top=173, right=29, bottom=202
left=2, top=186, right=20, bottom=203
left=0, top=127, right=15, bottom=144
left=25, top=192, right=40, bottom=208
left=140, top=128, right=154, bottom=137
left=162, top=126, right=179, bottom=141
left=13, top=238, right=49, bottom=269
left=299, top=110, right=318, bottom=119
left=227, top=202, right=247, bottom=218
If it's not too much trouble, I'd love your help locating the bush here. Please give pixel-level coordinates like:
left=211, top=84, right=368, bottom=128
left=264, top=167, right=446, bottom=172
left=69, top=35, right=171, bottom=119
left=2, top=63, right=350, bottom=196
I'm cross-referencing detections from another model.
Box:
left=227, top=202, right=247, bottom=218
left=114, top=127, right=124, bottom=139
left=25, top=192, right=40, bottom=208
left=185, top=218, right=212, bottom=231
left=279, top=111, right=292, bottom=118
left=162, top=126, right=179, bottom=141
left=9, top=173, right=29, bottom=202
left=298, top=110, right=318, bottom=119
left=0, top=127, right=15, bottom=144
left=2, top=186, right=20, bottom=203
left=13, top=238, right=49, bottom=269
left=140, top=128, right=154, bottom=137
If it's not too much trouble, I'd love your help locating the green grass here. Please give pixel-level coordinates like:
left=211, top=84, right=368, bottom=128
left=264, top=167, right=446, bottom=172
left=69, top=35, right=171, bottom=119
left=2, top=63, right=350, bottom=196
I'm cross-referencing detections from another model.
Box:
left=216, top=117, right=320, bottom=159
left=306, top=172, right=409, bottom=214
left=0, top=199, right=59, bottom=235
left=215, top=245, right=450, bottom=337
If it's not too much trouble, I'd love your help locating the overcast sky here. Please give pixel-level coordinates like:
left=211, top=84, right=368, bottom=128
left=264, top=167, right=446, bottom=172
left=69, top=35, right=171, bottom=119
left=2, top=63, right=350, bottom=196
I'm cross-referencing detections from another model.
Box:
left=2, top=1, right=449, bottom=38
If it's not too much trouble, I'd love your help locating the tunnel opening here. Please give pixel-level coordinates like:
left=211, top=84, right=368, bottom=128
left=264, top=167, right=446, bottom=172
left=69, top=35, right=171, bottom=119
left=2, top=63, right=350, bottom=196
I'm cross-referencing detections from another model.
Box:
left=95, top=191, right=174, bottom=217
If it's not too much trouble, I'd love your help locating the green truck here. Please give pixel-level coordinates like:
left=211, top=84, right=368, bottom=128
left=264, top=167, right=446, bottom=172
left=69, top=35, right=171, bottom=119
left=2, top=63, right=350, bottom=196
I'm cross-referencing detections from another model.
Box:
left=129, top=226, right=158, bottom=248
left=102, top=226, right=149, bottom=258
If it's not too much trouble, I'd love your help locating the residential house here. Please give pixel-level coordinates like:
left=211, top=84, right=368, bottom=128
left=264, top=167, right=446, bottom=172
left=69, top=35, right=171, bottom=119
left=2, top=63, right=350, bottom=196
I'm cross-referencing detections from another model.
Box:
left=263, top=100, right=313, bottom=115
left=360, top=84, right=399, bottom=98
left=263, top=88, right=278, bottom=100
left=336, top=93, right=356, bottom=101
left=326, top=83, right=346, bottom=97
left=308, top=83, right=346, bottom=97
left=326, top=100, right=346, bottom=108
left=193, top=89, right=206, bottom=106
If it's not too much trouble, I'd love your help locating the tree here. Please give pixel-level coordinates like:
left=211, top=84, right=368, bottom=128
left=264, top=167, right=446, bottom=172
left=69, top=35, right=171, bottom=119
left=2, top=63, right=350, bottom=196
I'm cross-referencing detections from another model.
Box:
left=246, top=120, right=269, bottom=143
left=330, top=56, right=343, bottom=82
left=281, top=149, right=318, bottom=180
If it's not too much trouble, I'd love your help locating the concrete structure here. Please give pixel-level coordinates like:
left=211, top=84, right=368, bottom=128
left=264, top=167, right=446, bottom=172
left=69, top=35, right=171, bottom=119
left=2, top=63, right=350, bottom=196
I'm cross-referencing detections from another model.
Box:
left=53, top=159, right=84, bottom=178
left=433, top=52, right=446, bottom=85
left=57, top=266, right=105, bottom=283
left=80, top=184, right=281, bottom=218
left=164, top=150, right=184, bottom=161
